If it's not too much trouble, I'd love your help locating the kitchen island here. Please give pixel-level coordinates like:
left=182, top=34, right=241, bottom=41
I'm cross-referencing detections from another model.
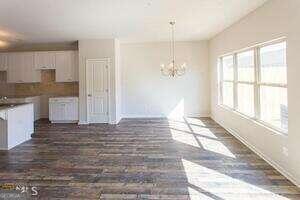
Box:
left=0, top=103, right=34, bottom=150
left=0, top=95, right=43, bottom=121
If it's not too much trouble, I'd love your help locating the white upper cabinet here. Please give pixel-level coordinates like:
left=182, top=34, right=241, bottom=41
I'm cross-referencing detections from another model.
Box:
left=3, top=50, right=78, bottom=83
left=0, top=53, right=8, bottom=71
left=34, top=51, right=56, bottom=69
left=7, top=53, right=22, bottom=83
left=7, top=52, right=41, bottom=83
left=22, top=52, right=41, bottom=83
left=55, top=51, right=78, bottom=82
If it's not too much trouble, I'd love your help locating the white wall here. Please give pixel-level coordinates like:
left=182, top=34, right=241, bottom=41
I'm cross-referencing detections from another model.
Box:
left=121, top=41, right=210, bottom=118
left=78, top=39, right=118, bottom=124
left=209, top=0, right=300, bottom=185
left=115, top=40, right=122, bottom=123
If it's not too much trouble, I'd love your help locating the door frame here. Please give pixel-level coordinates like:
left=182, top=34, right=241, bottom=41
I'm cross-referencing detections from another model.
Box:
left=85, top=58, right=110, bottom=124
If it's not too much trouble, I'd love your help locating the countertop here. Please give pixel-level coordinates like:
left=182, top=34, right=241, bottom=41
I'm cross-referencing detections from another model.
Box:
left=0, top=103, right=32, bottom=111
left=2, top=95, right=41, bottom=99
left=49, top=95, right=79, bottom=98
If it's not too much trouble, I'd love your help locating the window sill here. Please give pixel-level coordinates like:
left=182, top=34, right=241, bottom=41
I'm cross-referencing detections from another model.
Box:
left=218, top=104, right=288, bottom=137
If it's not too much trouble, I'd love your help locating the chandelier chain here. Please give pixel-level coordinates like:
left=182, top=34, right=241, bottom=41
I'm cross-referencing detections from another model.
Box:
left=161, top=21, right=186, bottom=77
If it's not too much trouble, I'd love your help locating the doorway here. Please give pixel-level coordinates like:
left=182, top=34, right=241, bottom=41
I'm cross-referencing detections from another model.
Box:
left=86, top=59, right=109, bottom=123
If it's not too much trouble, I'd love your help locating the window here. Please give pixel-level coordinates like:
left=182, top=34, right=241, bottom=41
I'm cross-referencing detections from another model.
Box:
left=221, top=56, right=234, bottom=108
left=237, top=50, right=255, bottom=117
left=219, top=40, right=288, bottom=133
left=259, top=42, right=287, bottom=131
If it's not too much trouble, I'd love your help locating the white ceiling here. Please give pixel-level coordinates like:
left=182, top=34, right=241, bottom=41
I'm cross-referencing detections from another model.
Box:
left=0, top=0, right=268, bottom=45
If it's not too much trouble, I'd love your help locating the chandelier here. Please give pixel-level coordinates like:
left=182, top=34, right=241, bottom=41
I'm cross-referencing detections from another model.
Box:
left=161, top=21, right=186, bottom=77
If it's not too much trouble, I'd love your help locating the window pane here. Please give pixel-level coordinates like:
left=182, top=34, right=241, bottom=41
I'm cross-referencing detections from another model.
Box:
left=222, top=82, right=234, bottom=108
left=237, top=83, right=254, bottom=117
left=237, top=50, right=254, bottom=82
left=260, top=42, right=287, bottom=84
left=260, top=86, right=288, bottom=131
left=222, top=55, right=234, bottom=81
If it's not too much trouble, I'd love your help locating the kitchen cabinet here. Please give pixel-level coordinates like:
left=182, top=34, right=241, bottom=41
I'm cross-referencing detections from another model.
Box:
left=0, top=53, right=8, bottom=71
left=49, top=97, right=78, bottom=123
left=0, top=103, right=34, bottom=150
left=55, top=51, right=78, bottom=82
left=3, top=50, right=78, bottom=83
left=7, top=52, right=41, bottom=83
left=34, top=51, right=56, bottom=70
left=5, top=96, right=42, bottom=121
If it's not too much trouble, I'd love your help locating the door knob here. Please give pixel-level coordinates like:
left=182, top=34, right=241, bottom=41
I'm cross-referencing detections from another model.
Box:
left=88, top=94, right=92, bottom=97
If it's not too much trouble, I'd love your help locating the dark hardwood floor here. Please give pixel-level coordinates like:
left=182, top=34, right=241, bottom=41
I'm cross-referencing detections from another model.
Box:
left=0, top=118, right=299, bottom=199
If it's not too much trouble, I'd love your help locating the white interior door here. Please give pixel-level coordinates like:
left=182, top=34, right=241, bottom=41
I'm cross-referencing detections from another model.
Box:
left=86, top=59, right=109, bottom=123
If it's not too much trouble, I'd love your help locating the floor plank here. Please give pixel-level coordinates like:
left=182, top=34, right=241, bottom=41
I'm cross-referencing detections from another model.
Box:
left=0, top=118, right=299, bottom=199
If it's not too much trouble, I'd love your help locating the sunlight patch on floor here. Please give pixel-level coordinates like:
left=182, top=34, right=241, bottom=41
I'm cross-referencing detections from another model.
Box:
left=197, top=136, right=236, bottom=158
left=171, top=129, right=200, bottom=148
left=169, top=118, right=235, bottom=158
left=168, top=121, right=191, bottom=132
left=190, top=125, right=218, bottom=139
left=168, top=119, right=217, bottom=139
left=167, top=117, right=207, bottom=127
left=182, top=159, right=290, bottom=200
left=185, top=117, right=207, bottom=126
left=188, top=187, right=216, bottom=200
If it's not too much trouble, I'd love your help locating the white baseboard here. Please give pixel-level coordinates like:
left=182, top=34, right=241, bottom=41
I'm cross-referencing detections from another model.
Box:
left=190, top=113, right=211, bottom=118
left=51, top=120, right=78, bottom=124
left=212, top=116, right=300, bottom=187
left=121, top=114, right=165, bottom=118
left=109, top=120, right=119, bottom=125
left=122, top=113, right=210, bottom=119
left=78, top=121, right=89, bottom=125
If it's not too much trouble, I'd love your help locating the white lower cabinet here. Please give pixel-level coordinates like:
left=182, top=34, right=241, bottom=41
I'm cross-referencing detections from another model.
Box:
left=49, top=97, right=78, bottom=123
left=0, top=103, right=34, bottom=150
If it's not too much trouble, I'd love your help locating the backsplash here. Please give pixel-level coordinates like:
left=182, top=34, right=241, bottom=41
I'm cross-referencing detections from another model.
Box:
left=0, top=70, right=78, bottom=97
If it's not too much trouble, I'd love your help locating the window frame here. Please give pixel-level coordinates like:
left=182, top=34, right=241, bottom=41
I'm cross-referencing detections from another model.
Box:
left=219, top=55, right=235, bottom=108
left=218, top=38, right=288, bottom=134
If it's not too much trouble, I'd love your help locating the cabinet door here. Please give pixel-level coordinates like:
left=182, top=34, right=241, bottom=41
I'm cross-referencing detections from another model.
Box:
left=24, top=104, right=34, bottom=140
left=55, top=51, right=78, bottom=82
left=7, top=106, right=27, bottom=149
left=7, top=53, right=23, bottom=83
left=22, top=52, right=41, bottom=83
left=7, top=104, right=34, bottom=149
left=35, top=52, right=56, bottom=69
left=0, top=53, right=8, bottom=71
left=7, top=52, right=41, bottom=83
left=49, top=102, right=66, bottom=121
left=65, top=102, right=78, bottom=121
